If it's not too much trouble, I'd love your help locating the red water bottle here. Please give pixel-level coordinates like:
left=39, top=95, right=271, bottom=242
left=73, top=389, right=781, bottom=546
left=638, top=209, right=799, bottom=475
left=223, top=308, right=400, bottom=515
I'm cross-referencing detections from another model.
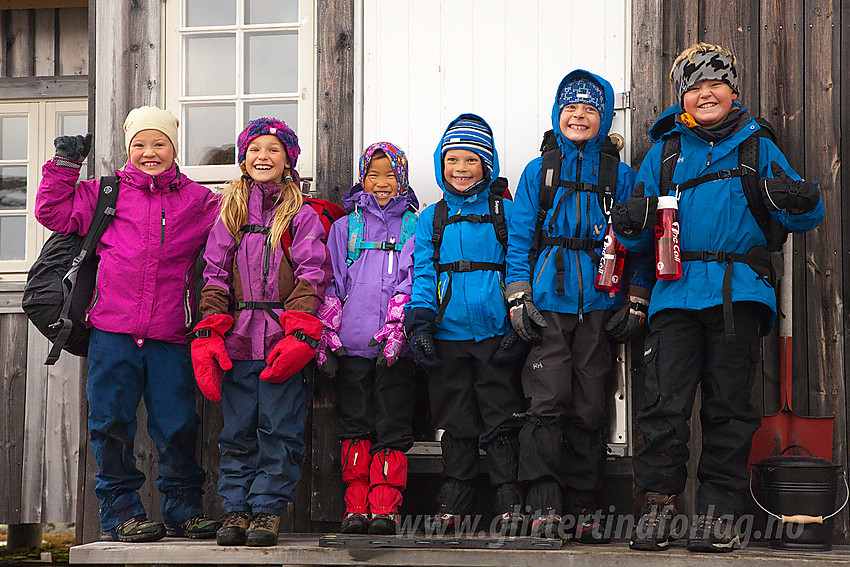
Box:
left=655, top=196, right=682, bottom=280
left=595, top=221, right=625, bottom=293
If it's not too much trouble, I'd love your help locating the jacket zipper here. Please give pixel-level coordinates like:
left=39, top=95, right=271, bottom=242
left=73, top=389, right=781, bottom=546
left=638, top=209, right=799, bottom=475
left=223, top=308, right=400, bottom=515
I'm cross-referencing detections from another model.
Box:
left=574, top=146, right=584, bottom=321
left=183, top=270, right=193, bottom=328
left=388, top=237, right=396, bottom=274
left=706, top=141, right=714, bottom=167
left=160, top=209, right=165, bottom=245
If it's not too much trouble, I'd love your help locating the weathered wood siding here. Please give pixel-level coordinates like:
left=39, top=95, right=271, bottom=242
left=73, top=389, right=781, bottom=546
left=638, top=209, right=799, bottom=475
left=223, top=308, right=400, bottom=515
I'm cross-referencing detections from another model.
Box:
left=630, top=0, right=847, bottom=540
left=0, top=6, right=88, bottom=98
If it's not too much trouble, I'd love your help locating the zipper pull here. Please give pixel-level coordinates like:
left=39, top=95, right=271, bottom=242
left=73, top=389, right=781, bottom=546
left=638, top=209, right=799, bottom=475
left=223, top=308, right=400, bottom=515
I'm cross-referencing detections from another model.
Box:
left=388, top=237, right=395, bottom=274
left=161, top=210, right=166, bottom=245
left=706, top=142, right=714, bottom=167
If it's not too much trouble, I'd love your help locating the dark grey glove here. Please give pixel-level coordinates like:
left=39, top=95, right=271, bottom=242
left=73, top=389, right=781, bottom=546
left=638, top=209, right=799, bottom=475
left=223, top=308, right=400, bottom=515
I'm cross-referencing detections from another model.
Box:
left=605, top=295, right=650, bottom=343
left=409, top=330, right=441, bottom=371
left=506, top=281, right=547, bottom=344
left=318, top=346, right=342, bottom=378
left=611, top=185, right=657, bottom=237
left=53, top=133, right=93, bottom=166
left=761, top=162, right=820, bottom=214
left=490, top=329, right=531, bottom=367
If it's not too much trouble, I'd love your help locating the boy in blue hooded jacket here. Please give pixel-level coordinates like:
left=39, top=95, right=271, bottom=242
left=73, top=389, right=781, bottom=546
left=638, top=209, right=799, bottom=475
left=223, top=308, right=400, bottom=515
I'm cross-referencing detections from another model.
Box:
left=505, top=70, right=651, bottom=541
left=406, top=114, right=525, bottom=535
left=611, top=43, right=823, bottom=553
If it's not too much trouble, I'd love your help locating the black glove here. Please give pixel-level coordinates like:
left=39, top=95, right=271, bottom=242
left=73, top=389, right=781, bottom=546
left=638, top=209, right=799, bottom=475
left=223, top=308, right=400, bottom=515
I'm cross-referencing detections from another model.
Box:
left=53, top=133, right=93, bottom=164
left=605, top=292, right=650, bottom=343
left=409, top=331, right=442, bottom=371
left=506, top=281, right=547, bottom=344
left=490, top=329, right=531, bottom=367
left=611, top=187, right=657, bottom=238
left=404, top=307, right=442, bottom=371
left=318, top=346, right=341, bottom=378
left=761, top=162, right=820, bottom=214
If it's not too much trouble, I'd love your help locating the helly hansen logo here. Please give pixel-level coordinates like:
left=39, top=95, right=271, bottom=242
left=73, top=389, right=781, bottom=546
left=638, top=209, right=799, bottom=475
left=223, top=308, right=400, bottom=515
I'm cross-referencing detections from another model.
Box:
left=644, top=347, right=652, bottom=357
left=532, top=362, right=543, bottom=370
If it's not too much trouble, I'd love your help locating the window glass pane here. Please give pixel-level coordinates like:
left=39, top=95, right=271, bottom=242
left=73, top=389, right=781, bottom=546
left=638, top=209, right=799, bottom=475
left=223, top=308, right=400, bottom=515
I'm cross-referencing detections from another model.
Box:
left=0, top=215, right=25, bottom=260
left=0, top=115, right=27, bottom=160
left=184, top=104, right=237, bottom=166
left=245, top=0, right=298, bottom=24
left=246, top=101, right=298, bottom=132
left=0, top=165, right=27, bottom=211
left=245, top=31, right=298, bottom=94
left=185, top=34, right=236, bottom=96
left=186, top=0, right=236, bottom=27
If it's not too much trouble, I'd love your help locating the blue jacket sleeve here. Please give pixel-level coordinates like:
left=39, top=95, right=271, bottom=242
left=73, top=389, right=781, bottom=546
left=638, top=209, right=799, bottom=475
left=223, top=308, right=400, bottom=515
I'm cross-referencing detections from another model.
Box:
left=408, top=204, right=438, bottom=313
left=618, top=144, right=661, bottom=254
left=759, top=138, right=825, bottom=233
left=505, top=160, right=541, bottom=285
left=616, top=163, right=655, bottom=290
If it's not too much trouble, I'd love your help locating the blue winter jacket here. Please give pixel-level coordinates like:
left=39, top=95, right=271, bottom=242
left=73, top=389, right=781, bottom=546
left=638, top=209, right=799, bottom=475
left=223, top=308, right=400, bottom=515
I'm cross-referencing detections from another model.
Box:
left=506, top=69, right=650, bottom=316
left=408, top=114, right=512, bottom=341
left=618, top=102, right=825, bottom=330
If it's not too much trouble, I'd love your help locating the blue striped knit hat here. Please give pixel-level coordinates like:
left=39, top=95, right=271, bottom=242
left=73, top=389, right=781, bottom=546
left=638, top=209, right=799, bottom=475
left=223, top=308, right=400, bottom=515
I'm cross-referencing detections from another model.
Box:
left=558, top=79, right=605, bottom=122
left=440, top=117, right=494, bottom=174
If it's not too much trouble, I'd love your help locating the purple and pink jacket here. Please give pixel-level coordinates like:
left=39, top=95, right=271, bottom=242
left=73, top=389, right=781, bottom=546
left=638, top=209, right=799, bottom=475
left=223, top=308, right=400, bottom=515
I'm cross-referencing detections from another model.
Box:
left=200, top=182, right=331, bottom=361
left=325, top=185, right=418, bottom=358
left=35, top=159, right=220, bottom=345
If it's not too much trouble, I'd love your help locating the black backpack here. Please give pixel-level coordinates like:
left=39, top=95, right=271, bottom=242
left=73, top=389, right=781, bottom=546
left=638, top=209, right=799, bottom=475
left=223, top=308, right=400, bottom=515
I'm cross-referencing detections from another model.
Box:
left=431, top=177, right=509, bottom=323
left=530, top=130, right=622, bottom=295
left=22, top=176, right=119, bottom=364
left=659, top=117, right=787, bottom=253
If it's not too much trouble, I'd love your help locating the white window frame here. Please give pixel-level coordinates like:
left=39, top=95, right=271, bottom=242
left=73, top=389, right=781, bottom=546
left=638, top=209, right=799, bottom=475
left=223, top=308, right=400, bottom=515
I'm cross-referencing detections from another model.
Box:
left=0, top=99, right=87, bottom=280
left=162, top=0, right=316, bottom=184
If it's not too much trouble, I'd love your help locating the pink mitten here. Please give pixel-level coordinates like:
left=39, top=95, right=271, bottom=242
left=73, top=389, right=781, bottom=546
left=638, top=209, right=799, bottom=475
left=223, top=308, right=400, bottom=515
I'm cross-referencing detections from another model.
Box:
left=368, top=294, right=410, bottom=367
left=315, top=296, right=344, bottom=368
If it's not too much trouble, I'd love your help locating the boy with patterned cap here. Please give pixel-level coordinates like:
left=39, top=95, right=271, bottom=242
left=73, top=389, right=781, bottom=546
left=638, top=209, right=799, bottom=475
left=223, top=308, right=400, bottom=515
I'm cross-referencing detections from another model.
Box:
left=611, top=43, right=823, bottom=552
left=506, top=70, right=649, bottom=541
left=36, top=106, right=220, bottom=542
left=406, top=114, right=526, bottom=535
left=318, top=142, right=419, bottom=536
left=194, top=117, right=331, bottom=547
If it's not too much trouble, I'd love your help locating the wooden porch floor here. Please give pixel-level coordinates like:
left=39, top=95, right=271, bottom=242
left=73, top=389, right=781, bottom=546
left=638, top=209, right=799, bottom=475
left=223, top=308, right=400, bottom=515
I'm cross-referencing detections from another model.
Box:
left=70, top=534, right=850, bottom=566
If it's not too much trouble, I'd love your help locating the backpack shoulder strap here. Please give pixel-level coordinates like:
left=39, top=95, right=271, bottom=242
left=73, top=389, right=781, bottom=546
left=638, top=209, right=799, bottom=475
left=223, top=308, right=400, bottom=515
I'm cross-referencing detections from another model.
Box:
left=431, top=199, right=449, bottom=267
left=81, top=176, right=120, bottom=252
left=659, top=133, right=681, bottom=197
left=597, top=137, right=620, bottom=215
left=488, top=178, right=509, bottom=251
left=346, top=207, right=365, bottom=266
left=399, top=208, right=418, bottom=247
left=738, top=132, right=788, bottom=251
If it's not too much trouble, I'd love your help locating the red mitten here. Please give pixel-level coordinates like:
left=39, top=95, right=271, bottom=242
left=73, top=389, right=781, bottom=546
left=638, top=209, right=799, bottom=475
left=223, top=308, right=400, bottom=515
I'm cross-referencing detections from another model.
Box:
left=191, top=314, right=234, bottom=402
left=259, top=310, right=322, bottom=383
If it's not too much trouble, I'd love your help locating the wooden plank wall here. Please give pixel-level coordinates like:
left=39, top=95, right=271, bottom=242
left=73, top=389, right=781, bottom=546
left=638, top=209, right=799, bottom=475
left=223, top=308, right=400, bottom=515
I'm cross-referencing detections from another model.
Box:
left=630, top=0, right=846, bottom=540
left=0, top=312, right=28, bottom=525
left=310, top=0, right=355, bottom=528
left=0, top=7, right=87, bottom=77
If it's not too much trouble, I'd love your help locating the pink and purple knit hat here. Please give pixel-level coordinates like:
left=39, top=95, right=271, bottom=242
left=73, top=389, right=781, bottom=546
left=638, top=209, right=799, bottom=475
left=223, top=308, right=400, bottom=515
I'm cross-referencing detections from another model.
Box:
left=358, top=141, right=409, bottom=194
left=237, top=117, right=300, bottom=169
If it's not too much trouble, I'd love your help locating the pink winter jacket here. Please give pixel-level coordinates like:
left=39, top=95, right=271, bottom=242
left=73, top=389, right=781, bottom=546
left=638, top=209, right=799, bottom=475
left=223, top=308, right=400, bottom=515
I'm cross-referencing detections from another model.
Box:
left=35, top=159, right=220, bottom=345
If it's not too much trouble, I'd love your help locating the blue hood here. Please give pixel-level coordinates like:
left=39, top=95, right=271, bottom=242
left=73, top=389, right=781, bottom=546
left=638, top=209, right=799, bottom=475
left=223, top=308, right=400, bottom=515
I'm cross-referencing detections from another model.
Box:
left=432, top=113, right=501, bottom=197
left=551, top=69, right=615, bottom=156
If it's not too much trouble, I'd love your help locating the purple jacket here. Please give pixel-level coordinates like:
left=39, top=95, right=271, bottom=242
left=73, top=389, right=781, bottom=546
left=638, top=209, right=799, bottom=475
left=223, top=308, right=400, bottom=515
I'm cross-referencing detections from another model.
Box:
left=35, top=159, right=220, bottom=345
left=326, top=185, right=418, bottom=358
left=201, top=182, right=331, bottom=361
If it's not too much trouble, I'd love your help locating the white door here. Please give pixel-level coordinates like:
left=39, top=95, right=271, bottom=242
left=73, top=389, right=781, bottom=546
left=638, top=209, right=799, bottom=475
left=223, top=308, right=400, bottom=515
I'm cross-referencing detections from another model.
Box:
left=358, top=0, right=631, bottom=208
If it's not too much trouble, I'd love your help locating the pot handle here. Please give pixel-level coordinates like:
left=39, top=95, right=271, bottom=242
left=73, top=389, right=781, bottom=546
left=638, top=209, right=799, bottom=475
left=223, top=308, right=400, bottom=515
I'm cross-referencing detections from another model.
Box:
left=750, top=470, right=849, bottom=522
left=780, top=445, right=815, bottom=457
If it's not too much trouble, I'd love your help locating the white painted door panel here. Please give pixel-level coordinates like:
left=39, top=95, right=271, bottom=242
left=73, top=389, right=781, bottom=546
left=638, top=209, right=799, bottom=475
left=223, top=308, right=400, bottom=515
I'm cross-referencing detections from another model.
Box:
left=359, top=0, right=631, bottom=208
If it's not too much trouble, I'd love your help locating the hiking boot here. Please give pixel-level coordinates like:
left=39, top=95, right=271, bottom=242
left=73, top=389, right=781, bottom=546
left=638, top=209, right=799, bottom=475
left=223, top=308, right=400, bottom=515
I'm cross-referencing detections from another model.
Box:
left=245, top=513, right=280, bottom=547
left=630, top=493, right=678, bottom=551
left=368, top=513, right=399, bottom=535
left=426, top=513, right=464, bottom=535
left=687, top=515, right=740, bottom=553
left=530, top=513, right=564, bottom=539
left=340, top=512, right=370, bottom=534
left=496, top=511, right=525, bottom=536
left=216, top=511, right=252, bottom=546
left=166, top=514, right=219, bottom=539
left=572, top=507, right=611, bottom=544
left=100, top=515, right=166, bottom=543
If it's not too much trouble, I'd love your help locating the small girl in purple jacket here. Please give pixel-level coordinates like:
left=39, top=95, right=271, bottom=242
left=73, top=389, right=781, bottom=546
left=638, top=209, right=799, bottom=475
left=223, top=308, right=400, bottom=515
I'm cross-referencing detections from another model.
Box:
left=35, top=106, right=220, bottom=543
left=191, top=118, right=331, bottom=547
left=318, top=142, right=418, bottom=536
